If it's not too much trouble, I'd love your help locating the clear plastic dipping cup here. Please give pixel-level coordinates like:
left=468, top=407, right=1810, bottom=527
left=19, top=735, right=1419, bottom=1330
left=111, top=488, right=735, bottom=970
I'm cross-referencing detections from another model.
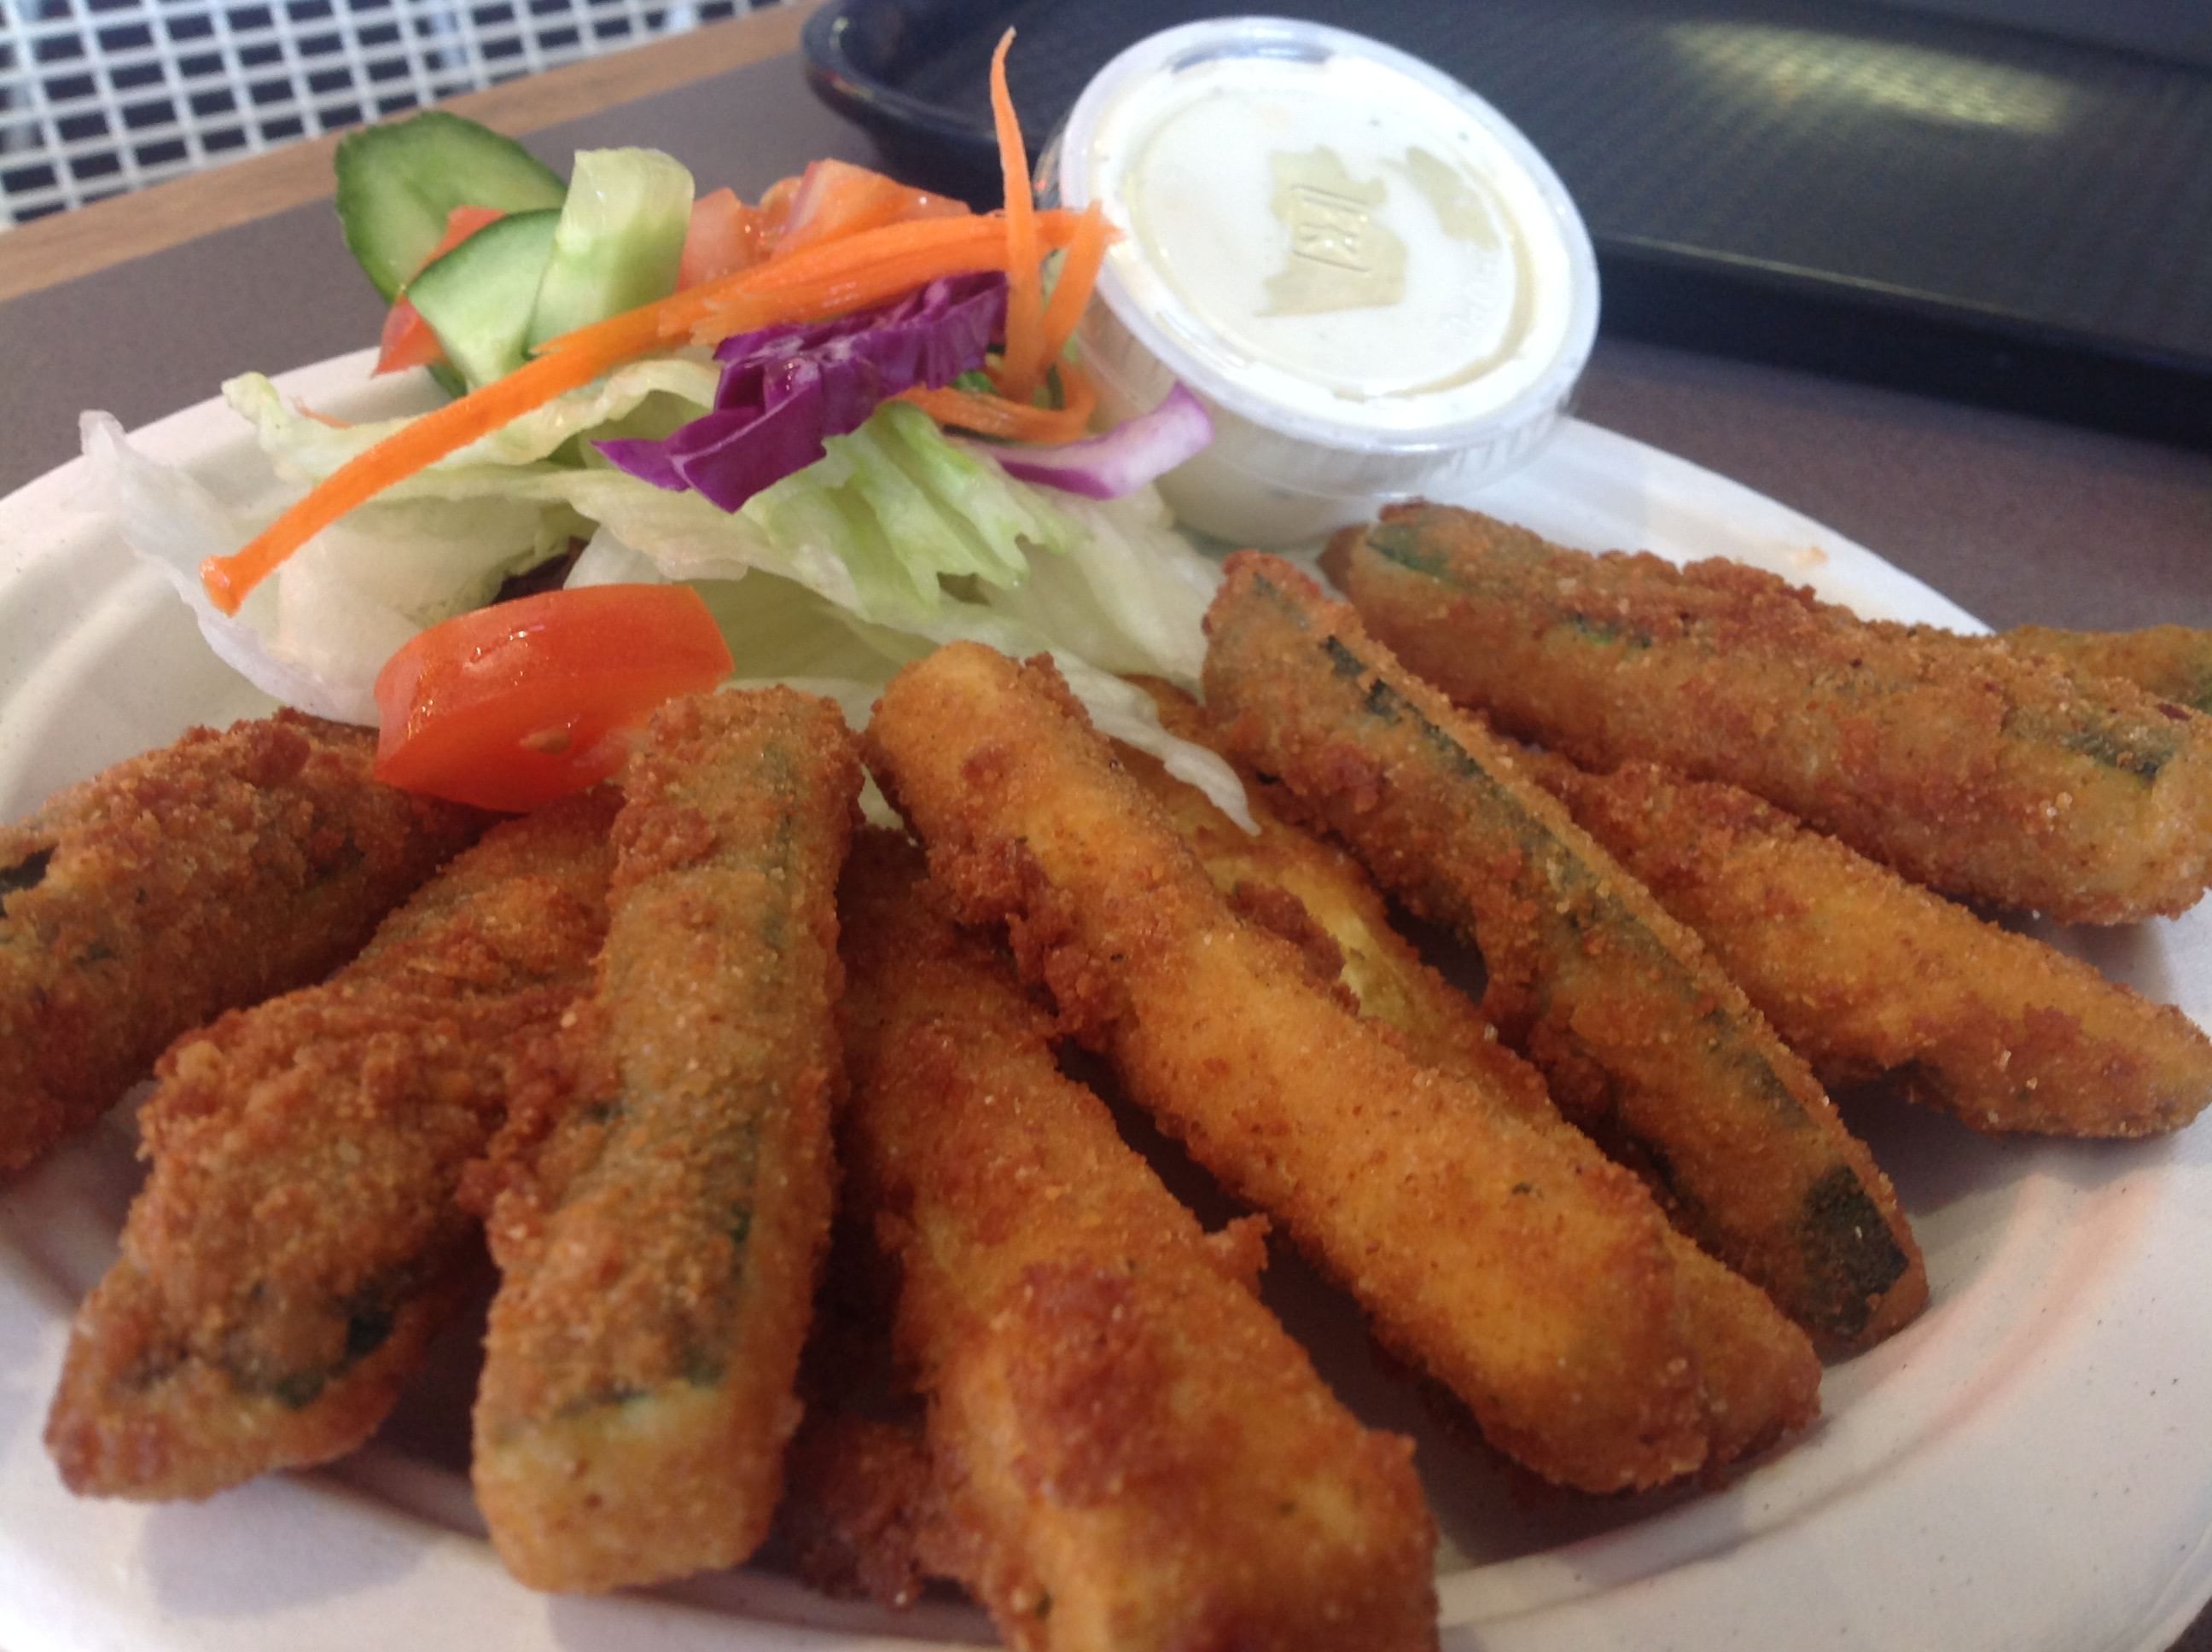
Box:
left=1040, top=16, right=1600, bottom=548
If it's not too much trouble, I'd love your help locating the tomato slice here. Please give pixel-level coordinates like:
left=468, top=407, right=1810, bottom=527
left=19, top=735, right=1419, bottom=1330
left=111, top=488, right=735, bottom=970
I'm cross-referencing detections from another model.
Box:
left=375, top=299, right=446, bottom=377
left=768, top=159, right=968, bottom=259
left=755, top=173, right=801, bottom=244
left=373, top=206, right=508, bottom=377
left=678, top=188, right=768, bottom=288
left=372, top=585, right=734, bottom=811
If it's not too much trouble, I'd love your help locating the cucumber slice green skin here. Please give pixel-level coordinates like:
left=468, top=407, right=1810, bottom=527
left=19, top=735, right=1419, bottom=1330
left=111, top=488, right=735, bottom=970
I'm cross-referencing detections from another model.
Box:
left=406, top=209, right=562, bottom=390
left=335, top=110, right=567, bottom=303
left=524, top=148, right=695, bottom=351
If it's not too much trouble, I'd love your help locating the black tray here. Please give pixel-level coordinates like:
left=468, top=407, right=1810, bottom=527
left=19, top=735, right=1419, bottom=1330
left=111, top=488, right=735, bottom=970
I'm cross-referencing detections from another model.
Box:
left=802, top=0, right=2212, bottom=449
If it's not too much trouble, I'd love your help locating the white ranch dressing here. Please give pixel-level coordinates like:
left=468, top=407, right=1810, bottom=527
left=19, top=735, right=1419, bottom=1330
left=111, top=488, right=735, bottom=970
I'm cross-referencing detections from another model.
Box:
left=1050, top=21, right=1598, bottom=545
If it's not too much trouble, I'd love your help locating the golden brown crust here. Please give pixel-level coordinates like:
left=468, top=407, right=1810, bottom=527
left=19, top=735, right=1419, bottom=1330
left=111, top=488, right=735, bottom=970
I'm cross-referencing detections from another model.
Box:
left=778, top=1411, right=961, bottom=1609
left=1323, top=506, right=2212, bottom=922
left=837, top=833, right=1440, bottom=1652
left=1202, top=555, right=1924, bottom=1352
left=44, top=792, right=616, bottom=1499
left=1120, top=687, right=1818, bottom=1465
left=864, top=643, right=1710, bottom=1494
left=0, top=710, right=484, bottom=1172
left=1998, top=624, right=2212, bottom=718
left=1529, top=753, right=2212, bottom=1138
left=472, top=689, right=860, bottom=1594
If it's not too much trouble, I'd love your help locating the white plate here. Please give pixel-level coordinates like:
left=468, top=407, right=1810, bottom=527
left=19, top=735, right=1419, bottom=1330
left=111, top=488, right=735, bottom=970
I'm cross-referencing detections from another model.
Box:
left=2, top=352, right=2208, bottom=1652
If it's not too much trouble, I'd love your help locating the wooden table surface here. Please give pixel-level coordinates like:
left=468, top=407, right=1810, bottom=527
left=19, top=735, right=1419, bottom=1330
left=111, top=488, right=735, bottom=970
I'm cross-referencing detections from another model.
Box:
left=0, top=4, right=2204, bottom=1648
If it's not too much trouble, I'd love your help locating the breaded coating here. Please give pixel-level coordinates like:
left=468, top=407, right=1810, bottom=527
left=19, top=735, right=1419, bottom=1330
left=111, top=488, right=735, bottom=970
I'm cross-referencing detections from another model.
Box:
left=1121, top=685, right=1819, bottom=1464
left=43, top=794, right=616, bottom=1500
left=1321, top=505, right=2212, bottom=922
left=1997, top=625, right=2212, bottom=717
left=0, top=710, right=483, bottom=1172
left=1528, top=753, right=2212, bottom=1138
left=1122, top=678, right=1520, bottom=1068
left=470, top=689, right=859, bottom=1593
left=1202, top=556, right=1925, bottom=1352
left=778, top=1411, right=959, bottom=1611
left=839, top=835, right=1440, bottom=1651
left=865, top=643, right=1710, bottom=1495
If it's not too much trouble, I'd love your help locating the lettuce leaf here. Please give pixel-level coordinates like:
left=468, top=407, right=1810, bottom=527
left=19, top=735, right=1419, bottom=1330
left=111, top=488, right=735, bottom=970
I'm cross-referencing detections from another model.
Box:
left=976, top=482, right=1214, bottom=682
left=562, top=522, right=1252, bottom=829
left=84, top=412, right=565, bottom=724
left=223, top=358, right=719, bottom=484
left=108, top=361, right=1246, bottom=823
left=735, top=400, right=1073, bottom=620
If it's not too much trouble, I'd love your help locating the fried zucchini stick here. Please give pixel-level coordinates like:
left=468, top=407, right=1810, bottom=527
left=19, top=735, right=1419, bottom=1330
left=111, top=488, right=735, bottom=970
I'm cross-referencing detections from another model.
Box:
left=1120, top=686, right=1819, bottom=1464
left=1998, top=625, right=2212, bottom=717
left=1, top=711, right=482, bottom=1172
left=867, top=643, right=1710, bottom=1495
left=44, top=794, right=616, bottom=1499
left=840, top=835, right=1440, bottom=1651
left=1321, top=505, right=2212, bottom=922
left=471, top=690, right=859, bottom=1593
left=1202, top=556, right=1925, bottom=1352
left=1527, top=753, right=2212, bottom=1137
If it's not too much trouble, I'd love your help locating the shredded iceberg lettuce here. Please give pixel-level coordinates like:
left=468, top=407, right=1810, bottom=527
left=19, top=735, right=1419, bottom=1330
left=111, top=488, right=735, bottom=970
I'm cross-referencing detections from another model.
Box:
left=977, top=483, right=1215, bottom=683
left=224, top=358, right=720, bottom=483
left=96, top=364, right=1251, bottom=826
left=740, top=399, right=1074, bottom=618
left=564, top=517, right=1252, bottom=828
left=84, top=411, right=569, bottom=725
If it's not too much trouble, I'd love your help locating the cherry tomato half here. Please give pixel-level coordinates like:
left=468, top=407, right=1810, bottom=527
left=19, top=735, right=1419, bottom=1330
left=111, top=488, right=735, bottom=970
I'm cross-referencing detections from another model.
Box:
left=768, top=158, right=968, bottom=259
left=678, top=187, right=768, bottom=288
left=372, top=584, right=733, bottom=811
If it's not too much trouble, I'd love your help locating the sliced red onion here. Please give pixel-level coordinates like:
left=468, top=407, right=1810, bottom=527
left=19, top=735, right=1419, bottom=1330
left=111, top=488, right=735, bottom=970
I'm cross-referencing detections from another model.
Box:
left=598, top=272, right=1006, bottom=506
left=982, top=384, right=1214, bottom=500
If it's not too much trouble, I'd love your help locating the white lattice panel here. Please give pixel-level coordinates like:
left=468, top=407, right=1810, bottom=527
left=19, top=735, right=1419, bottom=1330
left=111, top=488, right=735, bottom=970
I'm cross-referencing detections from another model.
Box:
left=0, top=0, right=762, bottom=226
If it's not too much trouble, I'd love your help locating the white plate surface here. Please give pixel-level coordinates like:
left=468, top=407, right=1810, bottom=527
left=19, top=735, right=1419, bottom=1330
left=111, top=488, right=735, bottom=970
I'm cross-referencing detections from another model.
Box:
left=2, top=352, right=2208, bottom=1652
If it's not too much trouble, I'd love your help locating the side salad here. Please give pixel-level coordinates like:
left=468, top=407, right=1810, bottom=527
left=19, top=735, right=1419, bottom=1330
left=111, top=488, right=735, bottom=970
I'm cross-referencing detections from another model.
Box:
left=85, top=37, right=1243, bottom=820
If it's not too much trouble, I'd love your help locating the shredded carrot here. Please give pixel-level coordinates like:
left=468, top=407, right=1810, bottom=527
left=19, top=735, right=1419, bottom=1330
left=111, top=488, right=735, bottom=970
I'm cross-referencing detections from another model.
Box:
left=529, top=210, right=1084, bottom=354
left=203, top=208, right=1080, bottom=614
left=1037, top=200, right=1109, bottom=370
left=987, top=32, right=1046, bottom=402
left=744, top=212, right=1049, bottom=294
left=903, top=386, right=1083, bottom=445
left=202, top=308, right=664, bottom=612
left=689, top=212, right=1082, bottom=346
left=902, top=360, right=1097, bottom=445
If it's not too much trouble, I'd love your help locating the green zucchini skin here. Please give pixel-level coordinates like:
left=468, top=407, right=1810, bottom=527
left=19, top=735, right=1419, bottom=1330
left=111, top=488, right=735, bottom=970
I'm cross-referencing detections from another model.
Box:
left=1321, top=505, right=2212, bottom=924
left=1202, top=553, right=1926, bottom=1351
left=1999, top=624, right=2212, bottom=718
left=472, top=689, right=860, bottom=1595
left=1526, top=751, right=2212, bottom=1140
left=44, top=794, right=614, bottom=1501
left=0, top=711, right=483, bottom=1176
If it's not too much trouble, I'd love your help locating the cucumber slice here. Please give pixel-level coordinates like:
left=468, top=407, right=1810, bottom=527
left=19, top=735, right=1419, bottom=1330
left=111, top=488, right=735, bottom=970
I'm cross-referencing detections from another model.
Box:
left=407, top=209, right=562, bottom=389
left=525, top=148, right=695, bottom=349
left=335, top=111, right=567, bottom=302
